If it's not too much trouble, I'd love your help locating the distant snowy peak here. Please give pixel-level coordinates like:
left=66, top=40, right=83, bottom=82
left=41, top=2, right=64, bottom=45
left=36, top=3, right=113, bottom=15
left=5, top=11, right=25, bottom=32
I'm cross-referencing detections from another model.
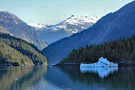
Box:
left=29, top=23, right=46, bottom=29
left=29, top=15, right=100, bottom=29
left=30, top=15, right=100, bottom=44
left=60, top=15, right=100, bottom=25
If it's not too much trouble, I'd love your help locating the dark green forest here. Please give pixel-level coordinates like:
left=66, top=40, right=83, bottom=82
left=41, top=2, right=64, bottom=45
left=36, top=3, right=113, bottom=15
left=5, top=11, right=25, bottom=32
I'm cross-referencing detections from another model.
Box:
left=0, top=33, right=47, bottom=66
left=60, top=36, right=135, bottom=64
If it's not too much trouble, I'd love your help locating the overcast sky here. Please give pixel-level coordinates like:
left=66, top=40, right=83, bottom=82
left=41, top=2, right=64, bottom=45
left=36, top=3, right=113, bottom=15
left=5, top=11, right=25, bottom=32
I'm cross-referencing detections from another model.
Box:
left=0, top=0, right=133, bottom=24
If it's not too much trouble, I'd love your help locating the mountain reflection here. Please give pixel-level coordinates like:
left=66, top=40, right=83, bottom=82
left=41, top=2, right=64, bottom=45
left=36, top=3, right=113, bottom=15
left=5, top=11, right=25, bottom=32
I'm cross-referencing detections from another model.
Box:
left=0, top=66, right=47, bottom=90
left=80, top=67, right=118, bottom=78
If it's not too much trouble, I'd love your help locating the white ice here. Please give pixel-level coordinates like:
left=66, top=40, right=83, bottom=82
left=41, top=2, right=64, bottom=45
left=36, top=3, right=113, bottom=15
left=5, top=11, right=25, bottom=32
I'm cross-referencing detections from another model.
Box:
left=80, top=57, right=118, bottom=78
left=80, top=57, right=118, bottom=68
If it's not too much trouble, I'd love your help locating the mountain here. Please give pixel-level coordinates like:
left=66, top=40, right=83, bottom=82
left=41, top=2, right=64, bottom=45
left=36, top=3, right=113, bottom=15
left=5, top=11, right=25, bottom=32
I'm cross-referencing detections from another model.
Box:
left=43, top=1, right=135, bottom=64
left=0, top=11, right=47, bottom=50
left=0, top=33, right=47, bottom=66
left=30, top=15, right=99, bottom=44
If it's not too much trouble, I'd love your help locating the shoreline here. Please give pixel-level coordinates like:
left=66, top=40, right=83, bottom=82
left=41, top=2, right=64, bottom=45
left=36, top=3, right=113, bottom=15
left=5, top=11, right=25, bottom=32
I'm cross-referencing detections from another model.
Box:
left=56, top=62, right=135, bottom=67
left=0, top=64, right=47, bottom=66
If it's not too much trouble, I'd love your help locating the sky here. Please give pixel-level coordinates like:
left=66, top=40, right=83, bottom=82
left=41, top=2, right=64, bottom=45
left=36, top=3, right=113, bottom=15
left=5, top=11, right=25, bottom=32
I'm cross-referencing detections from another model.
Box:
left=0, top=0, right=133, bottom=25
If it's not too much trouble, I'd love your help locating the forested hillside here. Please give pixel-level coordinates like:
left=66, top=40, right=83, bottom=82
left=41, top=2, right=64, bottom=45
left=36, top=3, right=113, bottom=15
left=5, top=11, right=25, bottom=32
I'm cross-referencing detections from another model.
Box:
left=0, top=33, right=47, bottom=66
left=60, top=36, right=135, bottom=64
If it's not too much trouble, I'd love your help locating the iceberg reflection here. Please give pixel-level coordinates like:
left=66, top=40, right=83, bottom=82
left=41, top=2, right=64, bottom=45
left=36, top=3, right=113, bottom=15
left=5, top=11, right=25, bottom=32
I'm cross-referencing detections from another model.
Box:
left=80, top=67, right=118, bottom=78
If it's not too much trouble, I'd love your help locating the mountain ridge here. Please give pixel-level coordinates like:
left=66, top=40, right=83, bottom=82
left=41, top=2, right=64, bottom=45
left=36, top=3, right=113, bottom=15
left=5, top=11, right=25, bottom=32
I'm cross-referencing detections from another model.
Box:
left=30, top=15, right=99, bottom=44
left=0, top=10, right=47, bottom=50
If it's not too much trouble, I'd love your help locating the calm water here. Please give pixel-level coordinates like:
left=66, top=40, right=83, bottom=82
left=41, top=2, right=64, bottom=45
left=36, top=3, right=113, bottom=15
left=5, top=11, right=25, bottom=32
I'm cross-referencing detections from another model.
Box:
left=0, top=66, right=135, bottom=90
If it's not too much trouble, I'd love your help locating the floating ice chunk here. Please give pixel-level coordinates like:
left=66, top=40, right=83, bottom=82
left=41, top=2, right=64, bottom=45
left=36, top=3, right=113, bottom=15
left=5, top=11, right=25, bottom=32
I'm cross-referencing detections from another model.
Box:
left=80, top=57, right=118, bottom=68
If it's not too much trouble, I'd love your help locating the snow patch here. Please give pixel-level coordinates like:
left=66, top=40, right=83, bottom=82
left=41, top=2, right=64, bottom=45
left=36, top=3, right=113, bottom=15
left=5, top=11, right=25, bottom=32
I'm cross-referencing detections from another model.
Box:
left=29, top=23, right=46, bottom=29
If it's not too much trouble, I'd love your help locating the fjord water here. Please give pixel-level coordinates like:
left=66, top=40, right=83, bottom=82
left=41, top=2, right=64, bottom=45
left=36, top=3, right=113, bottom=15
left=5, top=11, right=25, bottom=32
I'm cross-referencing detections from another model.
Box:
left=0, top=66, right=135, bottom=90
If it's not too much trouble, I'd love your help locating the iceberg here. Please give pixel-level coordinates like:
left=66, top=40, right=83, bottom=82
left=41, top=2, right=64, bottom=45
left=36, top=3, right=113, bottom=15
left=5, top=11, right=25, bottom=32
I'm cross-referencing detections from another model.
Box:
left=80, top=57, right=118, bottom=78
left=80, top=57, right=118, bottom=68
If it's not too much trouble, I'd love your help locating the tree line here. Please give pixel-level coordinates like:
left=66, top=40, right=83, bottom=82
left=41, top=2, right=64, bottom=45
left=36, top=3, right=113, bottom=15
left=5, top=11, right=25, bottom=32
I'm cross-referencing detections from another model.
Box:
left=60, top=36, right=135, bottom=64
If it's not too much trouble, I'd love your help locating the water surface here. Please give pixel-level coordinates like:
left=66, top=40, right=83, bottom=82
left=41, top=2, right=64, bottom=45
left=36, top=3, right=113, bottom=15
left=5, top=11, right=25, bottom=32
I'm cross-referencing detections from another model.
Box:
left=0, top=66, right=135, bottom=90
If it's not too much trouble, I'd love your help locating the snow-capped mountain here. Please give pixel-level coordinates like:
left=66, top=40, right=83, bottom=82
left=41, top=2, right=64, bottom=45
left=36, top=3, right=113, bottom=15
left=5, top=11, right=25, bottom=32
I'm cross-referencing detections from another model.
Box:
left=61, top=15, right=99, bottom=26
left=30, top=15, right=100, bottom=44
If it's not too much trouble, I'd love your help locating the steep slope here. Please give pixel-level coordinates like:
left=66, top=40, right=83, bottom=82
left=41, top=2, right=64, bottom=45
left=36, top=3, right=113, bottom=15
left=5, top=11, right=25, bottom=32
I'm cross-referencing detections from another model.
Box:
left=43, top=1, right=135, bottom=64
left=0, top=24, right=10, bottom=34
left=0, top=33, right=47, bottom=66
left=0, top=11, right=47, bottom=50
left=60, top=36, right=135, bottom=64
left=30, top=15, right=99, bottom=44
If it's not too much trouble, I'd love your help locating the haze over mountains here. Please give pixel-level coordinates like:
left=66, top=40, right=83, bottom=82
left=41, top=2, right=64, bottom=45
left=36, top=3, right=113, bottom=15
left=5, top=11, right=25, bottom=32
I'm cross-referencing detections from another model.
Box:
left=43, top=1, right=135, bottom=64
left=0, top=11, right=47, bottom=50
left=30, top=15, right=99, bottom=44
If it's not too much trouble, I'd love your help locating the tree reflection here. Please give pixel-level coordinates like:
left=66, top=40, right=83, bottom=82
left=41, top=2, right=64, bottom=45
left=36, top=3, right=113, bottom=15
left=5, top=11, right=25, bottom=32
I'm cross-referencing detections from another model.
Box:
left=58, top=66, right=135, bottom=90
left=0, top=66, right=47, bottom=90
